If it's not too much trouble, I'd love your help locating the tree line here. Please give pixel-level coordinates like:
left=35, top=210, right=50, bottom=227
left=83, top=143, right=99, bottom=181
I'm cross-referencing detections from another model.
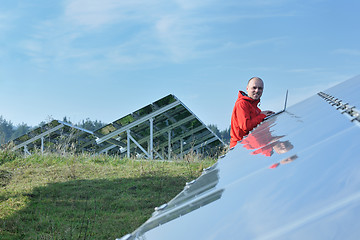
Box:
left=0, top=116, right=230, bottom=146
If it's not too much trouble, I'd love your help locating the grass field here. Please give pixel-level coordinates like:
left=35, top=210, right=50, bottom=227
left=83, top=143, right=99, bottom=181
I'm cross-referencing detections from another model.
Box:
left=0, top=149, right=216, bottom=239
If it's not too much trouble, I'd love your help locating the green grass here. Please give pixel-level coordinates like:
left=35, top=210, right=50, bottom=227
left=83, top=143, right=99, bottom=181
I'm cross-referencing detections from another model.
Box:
left=0, top=152, right=216, bottom=239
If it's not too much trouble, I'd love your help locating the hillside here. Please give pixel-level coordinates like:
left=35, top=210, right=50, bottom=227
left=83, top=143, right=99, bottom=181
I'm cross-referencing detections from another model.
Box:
left=0, top=150, right=215, bottom=239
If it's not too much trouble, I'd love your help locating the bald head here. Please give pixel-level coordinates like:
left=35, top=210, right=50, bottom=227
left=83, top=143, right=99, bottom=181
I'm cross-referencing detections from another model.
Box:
left=246, top=77, right=264, bottom=100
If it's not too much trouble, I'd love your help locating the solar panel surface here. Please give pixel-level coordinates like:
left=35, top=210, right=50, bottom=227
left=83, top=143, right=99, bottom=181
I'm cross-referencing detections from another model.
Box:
left=117, top=75, right=360, bottom=240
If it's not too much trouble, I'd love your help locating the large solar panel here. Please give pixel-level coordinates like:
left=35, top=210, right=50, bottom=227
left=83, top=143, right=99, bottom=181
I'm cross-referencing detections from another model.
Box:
left=94, top=94, right=224, bottom=159
left=11, top=120, right=99, bottom=155
left=117, top=75, right=360, bottom=239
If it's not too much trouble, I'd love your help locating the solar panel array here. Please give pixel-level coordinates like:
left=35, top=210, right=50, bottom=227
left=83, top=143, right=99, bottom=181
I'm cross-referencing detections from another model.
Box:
left=11, top=94, right=224, bottom=158
left=94, top=94, right=224, bottom=159
left=12, top=120, right=98, bottom=155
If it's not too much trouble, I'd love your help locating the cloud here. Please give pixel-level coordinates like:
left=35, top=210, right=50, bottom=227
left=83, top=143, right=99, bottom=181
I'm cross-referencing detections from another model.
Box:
left=286, top=68, right=325, bottom=73
left=0, top=13, right=13, bottom=56
left=240, top=37, right=288, bottom=48
left=229, top=0, right=298, bottom=7
left=15, top=0, right=298, bottom=70
left=17, top=0, right=210, bottom=66
left=0, top=13, right=8, bottom=30
left=63, top=0, right=202, bottom=29
left=0, top=11, right=17, bottom=39
left=154, top=14, right=209, bottom=61
left=206, top=37, right=288, bottom=57
left=17, top=18, right=85, bottom=69
left=64, top=0, right=151, bottom=28
left=332, top=48, right=360, bottom=56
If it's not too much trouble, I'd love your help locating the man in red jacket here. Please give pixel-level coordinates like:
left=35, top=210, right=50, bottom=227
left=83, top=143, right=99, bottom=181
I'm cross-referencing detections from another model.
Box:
left=230, top=77, right=274, bottom=148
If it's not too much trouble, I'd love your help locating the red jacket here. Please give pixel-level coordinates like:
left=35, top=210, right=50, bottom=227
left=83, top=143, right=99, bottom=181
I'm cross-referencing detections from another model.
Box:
left=230, top=91, right=266, bottom=148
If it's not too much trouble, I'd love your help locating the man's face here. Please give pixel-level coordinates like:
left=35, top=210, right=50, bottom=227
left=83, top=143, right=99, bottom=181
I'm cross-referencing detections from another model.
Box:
left=246, top=78, right=264, bottom=100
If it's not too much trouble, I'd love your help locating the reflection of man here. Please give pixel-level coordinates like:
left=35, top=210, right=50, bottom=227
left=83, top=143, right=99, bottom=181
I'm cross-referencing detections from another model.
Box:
left=252, top=139, right=294, bottom=156
left=241, top=120, right=281, bottom=156
left=269, top=155, right=298, bottom=169
left=230, top=77, right=274, bottom=148
left=241, top=119, right=293, bottom=157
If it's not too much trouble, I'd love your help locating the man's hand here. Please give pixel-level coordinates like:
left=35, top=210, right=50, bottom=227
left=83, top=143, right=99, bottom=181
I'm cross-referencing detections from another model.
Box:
left=261, top=110, right=275, bottom=117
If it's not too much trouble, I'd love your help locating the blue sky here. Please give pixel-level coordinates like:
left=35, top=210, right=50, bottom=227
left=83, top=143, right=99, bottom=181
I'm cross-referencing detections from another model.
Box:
left=1, top=0, right=359, bottom=130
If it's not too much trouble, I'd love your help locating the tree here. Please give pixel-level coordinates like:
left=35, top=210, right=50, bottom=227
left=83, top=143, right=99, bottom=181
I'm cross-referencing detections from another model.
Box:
left=77, top=118, right=106, bottom=131
left=62, top=116, right=72, bottom=124
left=11, top=123, right=31, bottom=140
left=208, top=124, right=230, bottom=144
left=0, top=116, right=15, bottom=145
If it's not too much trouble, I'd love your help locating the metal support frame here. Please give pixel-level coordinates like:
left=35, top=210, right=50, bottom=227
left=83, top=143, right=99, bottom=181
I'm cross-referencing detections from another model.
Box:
left=41, top=137, right=44, bottom=154
left=119, top=115, right=196, bottom=154
left=97, top=136, right=125, bottom=154
left=173, top=131, right=216, bottom=155
left=24, top=145, right=31, bottom=156
left=318, top=91, right=360, bottom=126
left=127, top=130, right=151, bottom=159
left=13, top=124, right=65, bottom=151
left=154, top=149, right=164, bottom=160
left=99, top=144, right=119, bottom=154
left=180, top=138, right=183, bottom=159
left=13, top=120, right=95, bottom=155
left=96, top=101, right=181, bottom=144
left=181, top=136, right=219, bottom=156
left=94, top=95, right=224, bottom=159
left=127, top=130, right=131, bottom=158
left=58, top=120, right=93, bottom=135
left=124, top=119, right=155, bottom=160
left=149, top=118, right=153, bottom=159
left=168, top=130, right=172, bottom=160
left=157, top=125, right=206, bottom=150
left=176, top=98, right=224, bottom=145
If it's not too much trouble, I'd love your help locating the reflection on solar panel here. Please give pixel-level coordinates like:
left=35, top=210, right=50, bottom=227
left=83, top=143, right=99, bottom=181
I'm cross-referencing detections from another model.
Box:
left=12, top=120, right=99, bottom=155
left=94, top=94, right=224, bottom=159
